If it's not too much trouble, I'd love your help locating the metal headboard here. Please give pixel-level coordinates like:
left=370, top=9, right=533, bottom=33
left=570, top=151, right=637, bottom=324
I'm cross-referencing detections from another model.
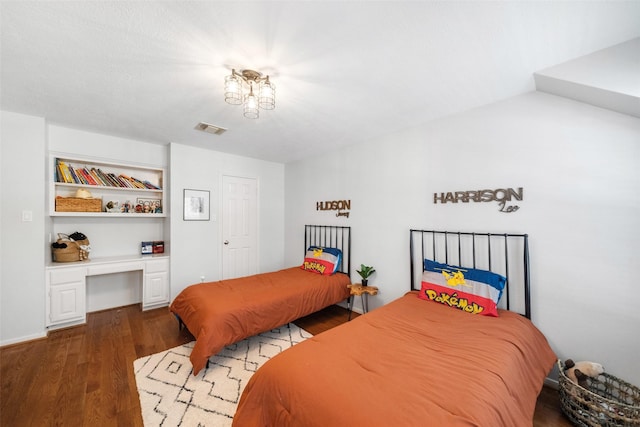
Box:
left=305, top=225, right=351, bottom=277
left=409, top=229, right=530, bottom=319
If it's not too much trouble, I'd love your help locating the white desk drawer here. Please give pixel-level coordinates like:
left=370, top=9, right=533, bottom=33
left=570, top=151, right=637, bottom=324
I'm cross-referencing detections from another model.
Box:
left=50, top=268, right=85, bottom=285
left=87, top=261, right=144, bottom=276
left=145, top=258, right=169, bottom=273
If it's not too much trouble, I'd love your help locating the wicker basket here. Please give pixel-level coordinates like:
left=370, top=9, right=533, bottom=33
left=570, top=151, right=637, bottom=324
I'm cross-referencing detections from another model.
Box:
left=55, top=197, right=102, bottom=212
left=52, top=234, right=91, bottom=262
left=52, top=242, right=82, bottom=262
left=558, top=359, right=640, bottom=426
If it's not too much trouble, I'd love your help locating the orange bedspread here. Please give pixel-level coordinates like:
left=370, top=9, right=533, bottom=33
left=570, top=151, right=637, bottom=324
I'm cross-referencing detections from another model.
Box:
left=170, top=267, right=351, bottom=375
left=233, top=291, right=556, bottom=427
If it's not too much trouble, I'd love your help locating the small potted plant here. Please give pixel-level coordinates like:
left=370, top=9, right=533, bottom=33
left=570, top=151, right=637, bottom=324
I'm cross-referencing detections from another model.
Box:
left=356, top=264, right=375, bottom=286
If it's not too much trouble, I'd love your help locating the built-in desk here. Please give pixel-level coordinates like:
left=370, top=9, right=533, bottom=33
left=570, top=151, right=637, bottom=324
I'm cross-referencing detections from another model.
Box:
left=45, top=254, right=170, bottom=329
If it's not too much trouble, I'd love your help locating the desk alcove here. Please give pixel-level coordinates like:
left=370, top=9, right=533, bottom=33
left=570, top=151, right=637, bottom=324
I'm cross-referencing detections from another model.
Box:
left=45, top=254, right=170, bottom=330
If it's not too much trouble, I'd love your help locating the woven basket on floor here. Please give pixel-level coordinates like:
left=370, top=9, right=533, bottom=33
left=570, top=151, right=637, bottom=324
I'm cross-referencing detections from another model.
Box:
left=557, top=359, right=640, bottom=426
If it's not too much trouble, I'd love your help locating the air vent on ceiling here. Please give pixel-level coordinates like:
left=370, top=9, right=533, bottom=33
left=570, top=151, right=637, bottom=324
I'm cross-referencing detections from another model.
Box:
left=195, top=122, right=227, bottom=135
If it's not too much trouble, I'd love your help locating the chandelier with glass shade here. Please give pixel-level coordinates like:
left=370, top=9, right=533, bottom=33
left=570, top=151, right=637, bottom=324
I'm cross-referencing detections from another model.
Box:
left=224, top=69, right=275, bottom=119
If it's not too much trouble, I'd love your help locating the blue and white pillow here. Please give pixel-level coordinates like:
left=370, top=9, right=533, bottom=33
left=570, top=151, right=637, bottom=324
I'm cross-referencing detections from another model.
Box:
left=301, top=246, right=342, bottom=275
left=418, top=259, right=506, bottom=316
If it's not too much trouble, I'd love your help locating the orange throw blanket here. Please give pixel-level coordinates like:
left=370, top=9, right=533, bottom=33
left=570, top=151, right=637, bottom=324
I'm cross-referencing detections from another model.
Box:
left=234, top=291, right=556, bottom=427
left=170, top=267, right=351, bottom=375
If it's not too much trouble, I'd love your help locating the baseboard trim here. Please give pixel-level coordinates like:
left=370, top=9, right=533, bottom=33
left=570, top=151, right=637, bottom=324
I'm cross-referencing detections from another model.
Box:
left=338, top=300, right=363, bottom=315
left=544, top=377, right=559, bottom=390
left=0, top=331, right=47, bottom=349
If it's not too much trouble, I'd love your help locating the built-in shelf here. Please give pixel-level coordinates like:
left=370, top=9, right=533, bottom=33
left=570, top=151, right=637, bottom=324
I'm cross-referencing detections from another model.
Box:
left=50, top=155, right=166, bottom=217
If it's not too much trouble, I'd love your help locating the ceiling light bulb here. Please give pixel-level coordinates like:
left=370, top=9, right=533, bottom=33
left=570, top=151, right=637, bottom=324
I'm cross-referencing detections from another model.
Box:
left=258, top=78, right=275, bottom=110
left=243, top=85, right=259, bottom=119
left=224, top=72, right=243, bottom=105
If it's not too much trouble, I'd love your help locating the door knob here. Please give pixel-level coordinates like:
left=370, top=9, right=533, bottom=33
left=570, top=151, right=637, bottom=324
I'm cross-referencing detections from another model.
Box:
left=224, top=240, right=229, bottom=245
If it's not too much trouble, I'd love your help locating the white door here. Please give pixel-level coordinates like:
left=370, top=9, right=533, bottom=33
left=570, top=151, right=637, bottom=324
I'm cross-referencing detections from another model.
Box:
left=222, top=175, right=258, bottom=279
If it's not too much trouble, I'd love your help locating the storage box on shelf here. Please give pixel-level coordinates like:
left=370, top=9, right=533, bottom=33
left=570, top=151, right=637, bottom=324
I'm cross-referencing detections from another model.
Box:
left=55, top=197, right=102, bottom=212
left=50, top=155, right=166, bottom=217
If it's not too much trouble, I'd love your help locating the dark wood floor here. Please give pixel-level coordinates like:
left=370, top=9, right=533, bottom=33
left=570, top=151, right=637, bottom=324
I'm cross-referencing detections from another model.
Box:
left=1, top=304, right=572, bottom=426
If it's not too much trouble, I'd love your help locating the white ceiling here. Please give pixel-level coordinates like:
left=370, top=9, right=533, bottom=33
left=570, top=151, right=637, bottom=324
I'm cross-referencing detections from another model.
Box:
left=534, top=37, right=640, bottom=118
left=2, top=1, right=639, bottom=163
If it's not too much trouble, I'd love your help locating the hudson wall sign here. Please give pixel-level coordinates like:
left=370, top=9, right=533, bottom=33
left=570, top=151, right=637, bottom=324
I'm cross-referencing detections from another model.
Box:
left=433, top=187, right=523, bottom=213
left=316, top=200, right=350, bottom=218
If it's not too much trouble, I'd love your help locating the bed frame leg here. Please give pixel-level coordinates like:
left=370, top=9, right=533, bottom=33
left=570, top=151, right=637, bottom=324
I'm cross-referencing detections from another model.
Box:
left=174, top=314, right=184, bottom=331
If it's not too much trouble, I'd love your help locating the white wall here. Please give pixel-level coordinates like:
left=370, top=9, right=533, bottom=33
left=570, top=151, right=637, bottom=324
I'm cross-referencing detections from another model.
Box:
left=168, top=143, right=285, bottom=299
left=284, top=91, right=640, bottom=386
left=1, top=111, right=47, bottom=344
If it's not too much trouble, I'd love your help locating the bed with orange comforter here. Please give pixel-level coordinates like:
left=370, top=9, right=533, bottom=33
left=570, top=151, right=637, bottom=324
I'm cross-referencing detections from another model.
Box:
left=234, top=291, right=556, bottom=427
left=233, top=230, right=556, bottom=427
left=170, top=267, right=351, bottom=375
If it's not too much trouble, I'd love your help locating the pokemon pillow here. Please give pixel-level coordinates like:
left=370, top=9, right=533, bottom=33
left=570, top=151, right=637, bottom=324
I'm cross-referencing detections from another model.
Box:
left=418, top=259, right=506, bottom=317
left=301, top=246, right=342, bottom=275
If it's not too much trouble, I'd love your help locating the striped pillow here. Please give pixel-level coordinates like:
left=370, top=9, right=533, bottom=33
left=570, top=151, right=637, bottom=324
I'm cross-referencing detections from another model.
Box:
left=418, top=259, right=506, bottom=317
left=301, top=246, right=342, bottom=275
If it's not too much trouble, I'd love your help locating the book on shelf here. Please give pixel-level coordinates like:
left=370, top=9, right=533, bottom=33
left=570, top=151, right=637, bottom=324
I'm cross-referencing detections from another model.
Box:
left=143, top=180, right=160, bottom=190
left=120, top=174, right=146, bottom=189
left=80, top=168, right=97, bottom=185
left=96, top=169, right=116, bottom=187
left=120, top=174, right=133, bottom=187
left=70, top=167, right=86, bottom=184
left=56, top=160, right=74, bottom=183
left=117, top=174, right=131, bottom=188
left=55, top=159, right=162, bottom=191
left=132, top=178, right=146, bottom=189
left=108, top=173, right=127, bottom=188
left=56, top=163, right=66, bottom=183
left=90, top=168, right=108, bottom=186
left=117, top=175, right=131, bottom=188
left=69, top=167, right=79, bottom=184
left=106, top=173, right=119, bottom=187
left=105, top=172, right=120, bottom=187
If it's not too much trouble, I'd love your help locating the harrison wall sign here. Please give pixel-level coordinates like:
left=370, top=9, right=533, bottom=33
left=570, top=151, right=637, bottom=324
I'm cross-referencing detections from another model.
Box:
left=316, top=200, right=351, bottom=218
left=433, top=187, right=523, bottom=213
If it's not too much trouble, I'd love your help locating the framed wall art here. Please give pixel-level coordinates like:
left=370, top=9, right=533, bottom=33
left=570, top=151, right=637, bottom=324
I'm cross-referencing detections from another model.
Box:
left=183, top=189, right=210, bottom=221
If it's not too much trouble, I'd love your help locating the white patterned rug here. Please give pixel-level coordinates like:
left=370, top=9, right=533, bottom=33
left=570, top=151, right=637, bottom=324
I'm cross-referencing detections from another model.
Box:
left=133, top=324, right=311, bottom=426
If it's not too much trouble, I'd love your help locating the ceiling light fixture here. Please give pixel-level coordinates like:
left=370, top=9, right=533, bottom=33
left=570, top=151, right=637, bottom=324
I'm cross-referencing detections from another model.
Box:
left=224, top=69, right=275, bottom=119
